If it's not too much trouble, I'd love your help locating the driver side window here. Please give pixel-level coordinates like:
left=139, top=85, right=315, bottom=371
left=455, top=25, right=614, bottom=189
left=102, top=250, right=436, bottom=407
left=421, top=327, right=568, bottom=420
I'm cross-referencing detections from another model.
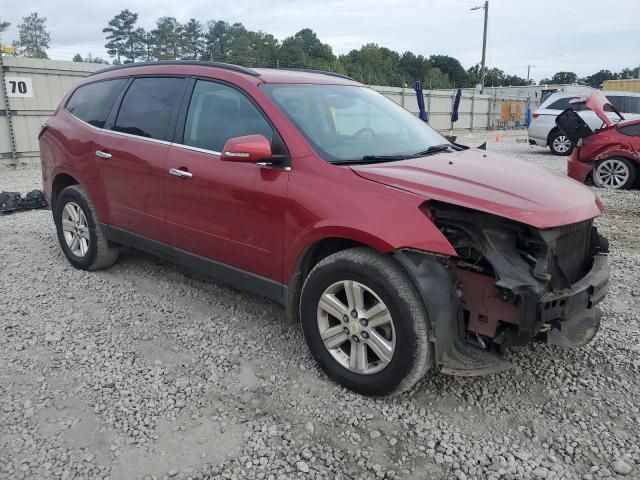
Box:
left=183, top=80, right=273, bottom=153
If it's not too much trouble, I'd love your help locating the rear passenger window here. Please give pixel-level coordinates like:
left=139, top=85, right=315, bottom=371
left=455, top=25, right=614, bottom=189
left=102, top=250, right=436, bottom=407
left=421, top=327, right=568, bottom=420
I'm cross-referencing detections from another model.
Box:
left=113, top=77, right=184, bottom=141
left=182, top=80, right=273, bottom=153
left=619, top=123, right=640, bottom=136
left=607, top=96, right=625, bottom=113
left=623, top=96, right=640, bottom=114
left=548, top=98, right=571, bottom=110
left=66, top=79, right=126, bottom=128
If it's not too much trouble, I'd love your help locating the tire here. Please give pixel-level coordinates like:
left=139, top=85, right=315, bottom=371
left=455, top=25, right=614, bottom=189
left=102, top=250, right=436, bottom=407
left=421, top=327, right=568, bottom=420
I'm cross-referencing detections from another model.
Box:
left=592, top=157, right=637, bottom=190
left=299, top=247, right=432, bottom=396
left=548, top=131, right=574, bottom=156
left=54, top=185, right=119, bottom=270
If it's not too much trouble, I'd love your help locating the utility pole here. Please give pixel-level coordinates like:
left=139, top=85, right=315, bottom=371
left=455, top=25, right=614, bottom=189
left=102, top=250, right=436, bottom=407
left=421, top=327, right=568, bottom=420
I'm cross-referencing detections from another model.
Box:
left=526, top=65, right=535, bottom=127
left=471, top=1, right=489, bottom=93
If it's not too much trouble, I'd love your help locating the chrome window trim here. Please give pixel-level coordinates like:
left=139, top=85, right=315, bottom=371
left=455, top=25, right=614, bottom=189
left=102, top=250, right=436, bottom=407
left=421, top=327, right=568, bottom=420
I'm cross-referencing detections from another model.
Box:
left=70, top=112, right=224, bottom=155
left=172, top=143, right=221, bottom=156
left=67, top=112, right=173, bottom=146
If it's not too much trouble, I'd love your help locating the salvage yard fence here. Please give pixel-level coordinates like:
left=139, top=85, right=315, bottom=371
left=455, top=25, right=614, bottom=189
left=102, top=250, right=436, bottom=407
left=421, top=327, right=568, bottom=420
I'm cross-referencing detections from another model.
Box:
left=373, top=85, right=537, bottom=132
left=1, top=56, right=537, bottom=164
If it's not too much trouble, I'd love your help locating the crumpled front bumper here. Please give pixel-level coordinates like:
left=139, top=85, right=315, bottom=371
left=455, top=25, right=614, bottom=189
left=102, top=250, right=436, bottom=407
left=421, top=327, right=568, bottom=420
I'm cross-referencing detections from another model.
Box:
left=542, top=253, right=609, bottom=347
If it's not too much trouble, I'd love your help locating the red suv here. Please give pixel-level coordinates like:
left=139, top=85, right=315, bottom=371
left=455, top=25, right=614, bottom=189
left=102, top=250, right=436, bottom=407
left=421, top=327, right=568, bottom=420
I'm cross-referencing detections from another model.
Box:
left=40, top=62, right=610, bottom=395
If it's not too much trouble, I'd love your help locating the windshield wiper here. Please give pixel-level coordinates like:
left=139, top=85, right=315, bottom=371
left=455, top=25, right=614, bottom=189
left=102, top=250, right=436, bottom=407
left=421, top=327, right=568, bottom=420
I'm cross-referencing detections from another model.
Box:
left=412, top=144, right=458, bottom=155
left=360, top=154, right=415, bottom=162
left=332, top=144, right=459, bottom=165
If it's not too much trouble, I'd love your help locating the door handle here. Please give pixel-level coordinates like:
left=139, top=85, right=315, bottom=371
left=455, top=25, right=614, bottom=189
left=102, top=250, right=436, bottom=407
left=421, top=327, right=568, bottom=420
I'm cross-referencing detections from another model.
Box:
left=169, top=167, right=193, bottom=179
left=96, top=150, right=112, bottom=159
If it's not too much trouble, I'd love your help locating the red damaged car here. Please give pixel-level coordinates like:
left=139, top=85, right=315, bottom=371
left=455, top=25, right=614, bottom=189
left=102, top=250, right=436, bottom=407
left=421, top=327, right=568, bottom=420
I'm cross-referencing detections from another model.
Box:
left=559, top=90, right=640, bottom=189
left=40, top=62, right=609, bottom=395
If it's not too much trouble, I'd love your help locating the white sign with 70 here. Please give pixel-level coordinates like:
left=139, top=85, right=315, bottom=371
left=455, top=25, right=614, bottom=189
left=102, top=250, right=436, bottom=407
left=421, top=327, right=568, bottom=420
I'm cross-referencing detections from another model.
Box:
left=5, top=77, right=33, bottom=98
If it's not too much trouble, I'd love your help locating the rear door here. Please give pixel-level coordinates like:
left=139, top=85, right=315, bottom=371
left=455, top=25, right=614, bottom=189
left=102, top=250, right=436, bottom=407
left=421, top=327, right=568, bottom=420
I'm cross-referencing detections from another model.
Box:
left=95, top=76, right=186, bottom=240
left=44, top=78, right=128, bottom=213
left=164, top=79, right=289, bottom=284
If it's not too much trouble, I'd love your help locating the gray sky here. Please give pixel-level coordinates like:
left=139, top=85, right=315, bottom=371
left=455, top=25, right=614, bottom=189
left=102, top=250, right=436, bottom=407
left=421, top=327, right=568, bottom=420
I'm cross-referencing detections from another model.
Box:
left=2, top=0, right=638, bottom=81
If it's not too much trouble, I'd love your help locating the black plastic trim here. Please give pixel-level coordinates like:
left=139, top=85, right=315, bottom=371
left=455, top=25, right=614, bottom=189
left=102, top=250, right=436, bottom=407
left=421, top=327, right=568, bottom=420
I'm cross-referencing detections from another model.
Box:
left=101, top=224, right=286, bottom=305
left=279, top=68, right=355, bottom=81
left=89, top=61, right=261, bottom=77
left=394, top=249, right=512, bottom=376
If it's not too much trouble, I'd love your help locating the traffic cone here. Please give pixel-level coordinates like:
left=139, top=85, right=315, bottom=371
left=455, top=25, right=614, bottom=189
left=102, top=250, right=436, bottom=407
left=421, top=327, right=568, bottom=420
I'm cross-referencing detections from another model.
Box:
left=495, top=133, right=501, bottom=142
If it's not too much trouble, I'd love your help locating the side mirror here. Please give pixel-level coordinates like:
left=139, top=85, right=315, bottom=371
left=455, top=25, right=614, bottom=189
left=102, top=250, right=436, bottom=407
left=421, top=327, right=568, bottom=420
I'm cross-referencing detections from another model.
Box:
left=221, top=135, right=272, bottom=163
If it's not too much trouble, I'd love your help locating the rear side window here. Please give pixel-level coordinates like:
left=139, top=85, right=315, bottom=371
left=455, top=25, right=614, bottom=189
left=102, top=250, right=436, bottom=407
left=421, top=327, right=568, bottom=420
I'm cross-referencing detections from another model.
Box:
left=66, top=79, right=126, bottom=128
left=547, top=97, right=571, bottom=110
left=619, top=123, right=640, bottom=136
left=113, top=77, right=184, bottom=141
left=182, top=80, right=273, bottom=153
left=607, top=96, right=625, bottom=112
left=623, top=96, right=640, bottom=114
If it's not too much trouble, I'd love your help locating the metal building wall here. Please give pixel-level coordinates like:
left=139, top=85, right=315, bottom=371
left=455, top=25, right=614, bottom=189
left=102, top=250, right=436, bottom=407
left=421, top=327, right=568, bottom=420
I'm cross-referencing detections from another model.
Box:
left=1, top=56, right=106, bottom=162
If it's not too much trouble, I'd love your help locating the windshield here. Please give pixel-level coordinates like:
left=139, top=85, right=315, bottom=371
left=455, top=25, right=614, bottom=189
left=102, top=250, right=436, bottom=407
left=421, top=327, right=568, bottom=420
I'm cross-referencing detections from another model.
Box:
left=262, top=84, right=448, bottom=163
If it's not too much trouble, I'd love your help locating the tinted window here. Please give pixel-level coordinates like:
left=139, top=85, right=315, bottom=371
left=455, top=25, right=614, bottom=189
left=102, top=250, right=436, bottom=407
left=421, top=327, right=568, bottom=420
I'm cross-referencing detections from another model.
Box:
left=113, top=77, right=184, bottom=140
left=547, top=97, right=571, bottom=110
left=619, top=123, right=640, bottom=136
left=623, top=96, right=640, bottom=114
left=607, top=96, right=625, bottom=112
left=66, top=79, right=126, bottom=128
left=183, top=81, right=273, bottom=152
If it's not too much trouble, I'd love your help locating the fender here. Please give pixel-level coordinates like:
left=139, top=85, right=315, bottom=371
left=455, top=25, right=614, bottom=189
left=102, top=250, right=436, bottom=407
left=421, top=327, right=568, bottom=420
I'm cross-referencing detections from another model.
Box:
left=283, top=170, right=456, bottom=282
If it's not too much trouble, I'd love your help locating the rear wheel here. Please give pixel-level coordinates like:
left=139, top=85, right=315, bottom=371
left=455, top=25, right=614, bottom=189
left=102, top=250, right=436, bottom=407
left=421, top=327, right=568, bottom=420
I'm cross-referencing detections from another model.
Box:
left=592, top=157, right=637, bottom=189
left=549, top=131, right=574, bottom=156
left=54, top=185, right=119, bottom=270
left=299, top=247, right=432, bottom=396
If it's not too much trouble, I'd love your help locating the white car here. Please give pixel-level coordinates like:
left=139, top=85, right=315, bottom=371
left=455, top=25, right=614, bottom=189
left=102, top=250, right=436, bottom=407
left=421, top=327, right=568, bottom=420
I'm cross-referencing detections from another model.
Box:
left=528, top=91, right=640, bottom=155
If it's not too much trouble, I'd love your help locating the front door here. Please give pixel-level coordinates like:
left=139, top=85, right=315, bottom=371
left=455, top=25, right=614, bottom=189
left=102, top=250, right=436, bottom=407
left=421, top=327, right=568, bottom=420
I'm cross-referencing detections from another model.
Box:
left=164, top=79, right=289, bottom=283
left=96, top=76, right=186, bottom=241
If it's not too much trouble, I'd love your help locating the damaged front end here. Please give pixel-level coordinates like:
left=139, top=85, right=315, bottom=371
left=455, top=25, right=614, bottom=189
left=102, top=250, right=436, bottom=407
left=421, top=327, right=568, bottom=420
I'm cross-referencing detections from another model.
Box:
left=395, top=202, right=609, bottom=376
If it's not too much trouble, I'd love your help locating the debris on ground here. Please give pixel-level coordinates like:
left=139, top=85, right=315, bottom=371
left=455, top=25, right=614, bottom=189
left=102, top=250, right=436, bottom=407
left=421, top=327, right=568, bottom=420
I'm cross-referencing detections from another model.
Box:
left=0, top=190, right=47, bottom=214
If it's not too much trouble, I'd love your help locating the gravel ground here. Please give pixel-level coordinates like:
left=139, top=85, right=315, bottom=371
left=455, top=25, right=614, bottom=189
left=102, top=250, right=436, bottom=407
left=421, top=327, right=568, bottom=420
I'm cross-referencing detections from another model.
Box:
left=1, top=131, right=639, bottom=480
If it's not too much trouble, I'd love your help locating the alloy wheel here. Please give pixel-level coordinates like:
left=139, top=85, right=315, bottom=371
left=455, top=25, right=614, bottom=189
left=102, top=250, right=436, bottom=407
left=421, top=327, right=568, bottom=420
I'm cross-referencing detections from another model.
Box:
left=316, top=280, right=396, bottom=375
left=61, top=201, right=90, bottom=257
left=552, top=135, right=572, bottom=154
left=595, top=159, right=630, bottom=189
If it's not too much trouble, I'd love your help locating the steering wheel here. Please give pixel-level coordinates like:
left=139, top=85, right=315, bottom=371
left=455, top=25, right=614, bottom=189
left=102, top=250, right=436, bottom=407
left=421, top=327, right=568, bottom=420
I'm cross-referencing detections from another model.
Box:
left=353, top=127, right=376, bottom=138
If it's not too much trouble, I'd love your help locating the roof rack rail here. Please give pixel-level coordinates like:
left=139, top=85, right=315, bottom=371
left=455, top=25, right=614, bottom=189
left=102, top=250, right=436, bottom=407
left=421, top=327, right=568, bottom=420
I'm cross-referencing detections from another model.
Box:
left=281, top=68, right=355, bottom=81
left=89, top=60, right=261, bottom=77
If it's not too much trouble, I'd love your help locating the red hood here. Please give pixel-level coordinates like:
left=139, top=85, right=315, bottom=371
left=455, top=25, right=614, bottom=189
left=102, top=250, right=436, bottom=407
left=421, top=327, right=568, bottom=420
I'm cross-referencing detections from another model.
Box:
left=570, top=90, right=621, bottom=127
left=350, top=149, right=602, bottom=229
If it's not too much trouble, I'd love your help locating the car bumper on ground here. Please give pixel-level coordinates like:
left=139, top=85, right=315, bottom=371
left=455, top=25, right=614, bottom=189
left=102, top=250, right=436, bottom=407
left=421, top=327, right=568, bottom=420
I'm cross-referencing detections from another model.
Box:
left=527, top=136, right=546, bottom=147
left=542, top=254, right=609, bottom=347
left=567, top=152, right=594, bottom=183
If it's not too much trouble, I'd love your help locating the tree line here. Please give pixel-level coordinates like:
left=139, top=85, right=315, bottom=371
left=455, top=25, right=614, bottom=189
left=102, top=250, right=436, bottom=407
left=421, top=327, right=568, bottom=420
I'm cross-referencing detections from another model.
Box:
left=1, top=11, right=639, bottom=88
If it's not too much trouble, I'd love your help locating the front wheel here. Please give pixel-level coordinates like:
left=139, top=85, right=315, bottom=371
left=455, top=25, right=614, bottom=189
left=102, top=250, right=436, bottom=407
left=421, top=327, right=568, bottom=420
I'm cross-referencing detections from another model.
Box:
left=299, top=247, right=432, bottom=396
left=592, top=157, right=637, bottom=189
left=549, top=131, right=574, bottom=156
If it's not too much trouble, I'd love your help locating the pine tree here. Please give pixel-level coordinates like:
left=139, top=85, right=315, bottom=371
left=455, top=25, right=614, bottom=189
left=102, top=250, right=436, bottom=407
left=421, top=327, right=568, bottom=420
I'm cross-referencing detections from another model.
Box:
left=181, top=19, right=204, bottom=60
left=17, top=13, right=50, bottom=58
left=0, top=19, right=10, bottom=35
left=103, top=9, right=144, bottom=63
left=152, top=17, right=182, bottom=60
